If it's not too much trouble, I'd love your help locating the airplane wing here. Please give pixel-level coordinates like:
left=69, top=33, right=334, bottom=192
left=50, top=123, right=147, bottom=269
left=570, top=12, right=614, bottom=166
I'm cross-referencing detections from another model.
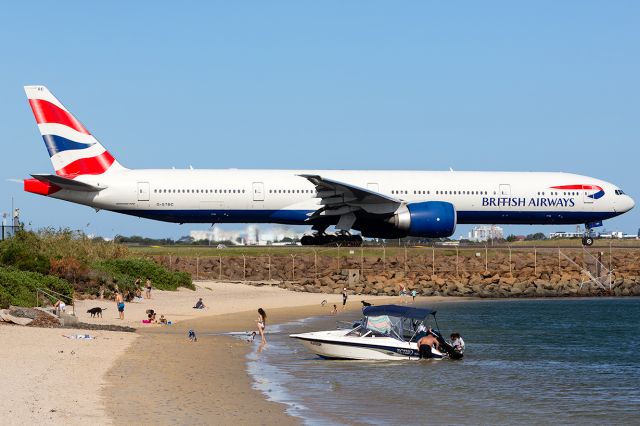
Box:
left=30, top=174, right=106, bottom=192
left=299, top=174, right=401, bottom=226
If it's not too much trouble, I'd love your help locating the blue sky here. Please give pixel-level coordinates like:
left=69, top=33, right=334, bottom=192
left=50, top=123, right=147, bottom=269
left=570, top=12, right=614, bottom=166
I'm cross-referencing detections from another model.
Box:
left=1, top=1, right=638, bottom=239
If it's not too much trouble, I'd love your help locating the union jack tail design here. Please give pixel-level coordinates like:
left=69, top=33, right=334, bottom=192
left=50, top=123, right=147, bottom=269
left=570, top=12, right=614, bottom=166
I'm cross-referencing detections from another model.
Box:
left=24, top=86, right=125, bottom=178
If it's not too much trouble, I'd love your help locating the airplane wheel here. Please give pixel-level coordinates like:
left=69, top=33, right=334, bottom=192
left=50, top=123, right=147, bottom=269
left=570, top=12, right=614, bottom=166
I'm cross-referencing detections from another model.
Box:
left=582, top=237, right=594, bottom=246
left=301, top=235, right=314, bottom=246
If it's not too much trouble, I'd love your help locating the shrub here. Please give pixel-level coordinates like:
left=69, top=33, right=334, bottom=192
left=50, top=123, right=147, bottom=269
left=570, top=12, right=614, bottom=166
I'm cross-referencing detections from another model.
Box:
left=0, top=231, right=50, bottom=274
left=0, top=266, right=74, bottom=308
left=93, top=258, right=194, bottom=291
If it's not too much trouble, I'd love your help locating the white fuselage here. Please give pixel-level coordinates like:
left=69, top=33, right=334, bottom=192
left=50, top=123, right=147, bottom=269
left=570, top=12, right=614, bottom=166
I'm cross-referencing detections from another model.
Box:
left=46, top=169, right=634, bottom=228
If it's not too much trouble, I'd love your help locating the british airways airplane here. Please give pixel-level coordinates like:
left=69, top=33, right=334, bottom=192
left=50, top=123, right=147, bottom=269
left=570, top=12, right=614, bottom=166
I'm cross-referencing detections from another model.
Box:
left=23, top=86, right=634, bottom=246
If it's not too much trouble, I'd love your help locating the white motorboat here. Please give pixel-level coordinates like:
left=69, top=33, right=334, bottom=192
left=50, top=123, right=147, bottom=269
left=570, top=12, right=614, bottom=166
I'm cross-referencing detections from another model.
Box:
left=290, top=305, right=457, bottom=361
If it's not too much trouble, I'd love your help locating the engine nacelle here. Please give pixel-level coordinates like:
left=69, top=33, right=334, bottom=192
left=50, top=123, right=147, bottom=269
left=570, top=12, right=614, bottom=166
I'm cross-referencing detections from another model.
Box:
left=389, top=201, right=456, bottom=238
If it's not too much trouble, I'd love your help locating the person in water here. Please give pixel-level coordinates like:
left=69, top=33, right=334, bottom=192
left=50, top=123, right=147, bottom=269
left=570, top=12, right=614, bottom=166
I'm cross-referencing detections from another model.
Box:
left=256, top=308, right=267, bottom=344
left=417, top=329, right=440, bottom=359
left=450, top=333, right=465, bottom=353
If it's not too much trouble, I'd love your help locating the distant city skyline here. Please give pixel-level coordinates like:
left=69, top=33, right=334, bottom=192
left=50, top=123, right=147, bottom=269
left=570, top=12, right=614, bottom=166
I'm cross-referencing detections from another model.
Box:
left=2, top=2, right=638, bottom=239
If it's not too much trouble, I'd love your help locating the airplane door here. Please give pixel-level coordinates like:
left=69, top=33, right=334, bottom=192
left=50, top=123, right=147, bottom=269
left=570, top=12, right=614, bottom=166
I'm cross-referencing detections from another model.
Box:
left=499, top=184, right=511, bottom=196
left=138, top=182, right=150, bottom=201
left=583, top=187, right=594, bottom=204
left=367, top=183, right=379, bottom=192
left=252, top=182, right=264, bottom=201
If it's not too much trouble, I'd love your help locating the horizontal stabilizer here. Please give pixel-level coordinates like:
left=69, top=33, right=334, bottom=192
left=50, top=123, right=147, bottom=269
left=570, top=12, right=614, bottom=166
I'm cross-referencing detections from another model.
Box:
left=30, top=174, right=106, bottom=191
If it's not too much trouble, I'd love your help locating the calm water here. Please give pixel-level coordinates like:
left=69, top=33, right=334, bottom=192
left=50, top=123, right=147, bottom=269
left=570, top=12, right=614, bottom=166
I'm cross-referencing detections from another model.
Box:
left=244, top=298, right=640, bottom=425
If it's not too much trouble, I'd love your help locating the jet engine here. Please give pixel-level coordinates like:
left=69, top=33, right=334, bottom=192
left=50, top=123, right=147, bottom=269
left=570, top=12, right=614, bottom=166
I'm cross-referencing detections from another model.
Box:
left=388, top=201, right=456, bottom=238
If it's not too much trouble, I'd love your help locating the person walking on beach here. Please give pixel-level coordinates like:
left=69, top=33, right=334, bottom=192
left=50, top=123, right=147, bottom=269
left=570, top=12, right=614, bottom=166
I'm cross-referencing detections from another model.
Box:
left=115, top=292, right=125, bottom=320
left=145, top=277, right=152, bottom=299
left=411, top=289, right=417, bottom=303
left=342, top=288, right=348, bottom=310
left=256, top=308, right=267, bottom=344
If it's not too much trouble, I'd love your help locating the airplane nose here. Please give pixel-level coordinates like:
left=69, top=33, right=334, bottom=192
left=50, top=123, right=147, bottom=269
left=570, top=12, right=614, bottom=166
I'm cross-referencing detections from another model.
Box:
left=626, top=195, right=636, bottom=212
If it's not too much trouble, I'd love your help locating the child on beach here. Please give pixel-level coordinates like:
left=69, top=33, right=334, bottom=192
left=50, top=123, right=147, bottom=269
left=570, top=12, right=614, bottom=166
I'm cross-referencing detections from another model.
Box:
left=331, top=304, right=338, bottom=315
left=188, top=329, right=197, bottom=342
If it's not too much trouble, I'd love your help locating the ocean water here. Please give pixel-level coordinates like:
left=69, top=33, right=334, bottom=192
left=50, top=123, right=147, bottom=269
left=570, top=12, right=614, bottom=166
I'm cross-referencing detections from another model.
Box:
left=245, top=298, right=640, bottom=425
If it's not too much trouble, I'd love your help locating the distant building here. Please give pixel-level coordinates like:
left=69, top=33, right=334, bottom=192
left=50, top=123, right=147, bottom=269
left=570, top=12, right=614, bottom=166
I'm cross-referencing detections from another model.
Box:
left=468, top=225, right=504, bottom=242
left=549, top=231, right=582, bottom=239
left=190, top=225, right=303, bottom=245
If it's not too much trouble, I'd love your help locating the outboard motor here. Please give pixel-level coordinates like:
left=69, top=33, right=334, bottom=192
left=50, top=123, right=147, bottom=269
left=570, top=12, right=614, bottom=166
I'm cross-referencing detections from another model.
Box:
left=430, top=329, right=464, bottom=360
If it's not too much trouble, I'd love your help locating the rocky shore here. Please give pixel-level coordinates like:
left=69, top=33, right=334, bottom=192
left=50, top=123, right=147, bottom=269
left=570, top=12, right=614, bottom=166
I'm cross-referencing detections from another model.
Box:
left=151, top=248, right=640, bottom=297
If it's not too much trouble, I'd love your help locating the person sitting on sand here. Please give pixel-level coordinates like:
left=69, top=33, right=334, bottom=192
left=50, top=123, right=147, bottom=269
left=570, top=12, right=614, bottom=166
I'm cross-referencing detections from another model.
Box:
left=188, top=329, right=197, bottom=342
left=193, top=298, right=206, bottom=309
left=256, top=308, right=267, bottom=344
left=134, top=288, right=143, bottom=302
left=159, top=314, right=167, bottom=324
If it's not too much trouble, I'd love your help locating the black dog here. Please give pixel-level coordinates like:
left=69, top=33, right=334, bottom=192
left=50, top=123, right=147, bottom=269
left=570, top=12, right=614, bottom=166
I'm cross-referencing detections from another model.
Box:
left=361, top=301, right=373, bottom=307
left=87, top=307, right=107, bottom=318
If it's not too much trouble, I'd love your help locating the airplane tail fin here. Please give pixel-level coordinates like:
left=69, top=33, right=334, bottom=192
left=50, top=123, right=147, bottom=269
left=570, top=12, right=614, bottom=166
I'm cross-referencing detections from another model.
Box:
left=24, top=85, right=126, bottom=178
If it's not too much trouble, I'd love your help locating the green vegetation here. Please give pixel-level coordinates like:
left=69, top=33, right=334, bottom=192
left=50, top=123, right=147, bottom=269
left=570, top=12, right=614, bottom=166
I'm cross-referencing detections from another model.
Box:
left=93, top=258, right=194, bottom=291
left=0, top=267, right=73, bottom=309
left=0, top=229, right=192, bottom=307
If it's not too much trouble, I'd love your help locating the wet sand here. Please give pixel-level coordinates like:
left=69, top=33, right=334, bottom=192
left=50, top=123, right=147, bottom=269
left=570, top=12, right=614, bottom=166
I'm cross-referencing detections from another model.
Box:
left=103, top=284, right=456, bottom=425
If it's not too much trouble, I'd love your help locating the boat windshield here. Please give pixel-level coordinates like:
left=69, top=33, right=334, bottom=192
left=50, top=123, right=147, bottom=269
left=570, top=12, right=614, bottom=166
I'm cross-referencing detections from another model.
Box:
left=345, top=315, right=422, bottom=341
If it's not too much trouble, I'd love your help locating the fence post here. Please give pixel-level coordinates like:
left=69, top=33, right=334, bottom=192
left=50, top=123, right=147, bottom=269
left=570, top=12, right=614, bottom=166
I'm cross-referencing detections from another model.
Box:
left=337, top=245, right=341, bottom=272
left=291, top=254, right=296, bottom=280
left=383, top=245, right=386, bottom=273
left=485, top=246, right=488, bottom=273
left=456, top=246, right=459, bottom=276
left=313, top=250, right=317, bottom=280
left=609, top=242, right=612, bottom=272
left=534, top=247, right=537, bottom=276
left=360, top=246, right=364, bottom=281
left=219, top=255, right=222, bottom=280
left=243, top=255, right=246, bottom=282
left=508, top=246, right=512, bottom=275
left=558, top=247, right=561, bottom=274
left=169, top=255, right=172, bottom=271
left=432, top=246, right=435, bottom=276
left=404, top=246, right=408, bottom=273
left=196, top=256, right=199, bottom=280
left=268, top=255, right=272, bottom=281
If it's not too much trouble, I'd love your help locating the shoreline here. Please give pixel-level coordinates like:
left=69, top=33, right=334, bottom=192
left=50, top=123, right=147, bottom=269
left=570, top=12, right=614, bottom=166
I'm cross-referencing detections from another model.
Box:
left=101, top=283, right=451, bottom=425
left=99, top=283, right=400, bottom=425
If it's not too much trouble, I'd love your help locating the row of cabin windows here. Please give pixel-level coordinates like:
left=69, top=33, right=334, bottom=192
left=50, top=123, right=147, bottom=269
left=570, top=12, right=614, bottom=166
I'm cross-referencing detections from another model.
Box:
left=537, top=191, right=579, bottom=196
left=269, top=189, right=314, bottom=194
left=392, top=190, right=489, bottom=195
left=153, top=189, right=245, bottom=194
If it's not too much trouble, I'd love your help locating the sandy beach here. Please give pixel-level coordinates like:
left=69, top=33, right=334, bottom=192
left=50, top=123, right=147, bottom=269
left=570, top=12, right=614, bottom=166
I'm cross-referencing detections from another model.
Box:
left=2, top=282, right=453, bottom=425
left=0, top=325, right=137, bottom=425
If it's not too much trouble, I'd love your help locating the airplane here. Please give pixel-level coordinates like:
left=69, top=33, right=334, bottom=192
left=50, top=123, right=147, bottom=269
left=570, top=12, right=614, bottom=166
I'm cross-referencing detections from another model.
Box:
left=22, top=86, right=635, bottom=246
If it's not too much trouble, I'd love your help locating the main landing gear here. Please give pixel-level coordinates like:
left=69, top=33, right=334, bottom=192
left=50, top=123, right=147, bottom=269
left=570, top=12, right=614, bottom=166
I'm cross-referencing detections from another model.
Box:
left=300, top=233, right=363, bottom=247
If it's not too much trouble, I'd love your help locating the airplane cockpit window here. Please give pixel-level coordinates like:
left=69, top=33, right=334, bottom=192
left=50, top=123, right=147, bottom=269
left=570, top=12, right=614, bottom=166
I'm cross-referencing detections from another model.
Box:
left=615, top=189, right=625, bottom=195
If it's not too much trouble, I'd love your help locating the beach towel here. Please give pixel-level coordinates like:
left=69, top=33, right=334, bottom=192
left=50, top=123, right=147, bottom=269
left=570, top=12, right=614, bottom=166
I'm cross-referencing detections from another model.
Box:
left=63, top=334, right=94, bottom=340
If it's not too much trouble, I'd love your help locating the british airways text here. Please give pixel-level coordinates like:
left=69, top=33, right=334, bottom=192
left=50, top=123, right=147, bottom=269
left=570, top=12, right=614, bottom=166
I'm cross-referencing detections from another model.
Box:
left=482, top=197, right=576, bottom=207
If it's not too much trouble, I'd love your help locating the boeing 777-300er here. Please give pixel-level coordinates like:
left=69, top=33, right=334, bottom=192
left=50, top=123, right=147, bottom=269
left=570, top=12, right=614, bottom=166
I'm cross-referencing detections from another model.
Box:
left=22, top=86, right=635, bottom=246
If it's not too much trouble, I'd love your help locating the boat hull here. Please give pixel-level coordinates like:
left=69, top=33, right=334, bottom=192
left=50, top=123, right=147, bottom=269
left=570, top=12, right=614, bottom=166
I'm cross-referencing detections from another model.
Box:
left=291, top=331, right=445, bottom=361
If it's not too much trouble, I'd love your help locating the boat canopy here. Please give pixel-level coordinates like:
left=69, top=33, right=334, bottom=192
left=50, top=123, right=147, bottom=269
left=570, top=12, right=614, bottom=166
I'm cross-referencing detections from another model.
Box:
left=362, top=305, right=435, bottom=321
